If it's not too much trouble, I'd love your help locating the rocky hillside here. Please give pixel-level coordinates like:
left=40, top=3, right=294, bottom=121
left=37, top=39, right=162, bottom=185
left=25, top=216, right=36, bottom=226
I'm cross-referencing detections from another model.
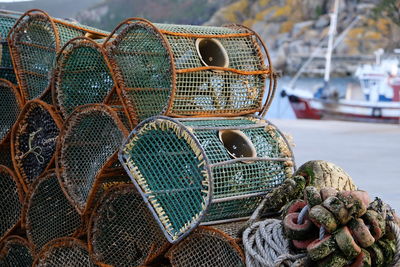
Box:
left=77, top=0, right=234, bottom=31
left=205, top=0, right=400, bottom=75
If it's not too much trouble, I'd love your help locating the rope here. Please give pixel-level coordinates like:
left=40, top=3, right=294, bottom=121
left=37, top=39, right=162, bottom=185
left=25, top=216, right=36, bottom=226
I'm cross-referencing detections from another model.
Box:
left=390, top=221, right=400, bottom=267
left=20, top=127, right=45, bottom=164
left=243, top=219, right=306, bottom=267
left=297, top=205, right=309, bottom=225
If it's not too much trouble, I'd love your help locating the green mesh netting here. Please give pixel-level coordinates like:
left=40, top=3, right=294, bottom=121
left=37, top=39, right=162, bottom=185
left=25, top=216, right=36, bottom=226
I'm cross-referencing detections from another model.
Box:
left=0, top=166, right=23, bottom=241
left=0, top=236, right=34, bottom=266
left=89, top=184, right=168, bottom=267
left=107, top=20, right=269, bottom=123
left=54, top=38, right=114, bottom=119
left=24, top=172, right=82, bottom=252
left=0, top=79, right=22, bottom=145
left=120, top=116, right=293, bottom=242
left=8, top=10, right=109, bottom=101
left=33, top=238, right=97, bottom=267
left=58, top=104, right=127, bottom=214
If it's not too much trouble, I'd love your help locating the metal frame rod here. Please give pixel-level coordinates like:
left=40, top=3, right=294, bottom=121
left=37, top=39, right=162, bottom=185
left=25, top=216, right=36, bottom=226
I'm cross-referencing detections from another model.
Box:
left=209, top=157, right=293, bottom=168
left=188, top=123, right=270, bottom=131
left=211, top=191, right=268, bottom=203
left=200, top=216, right=250, bottom=226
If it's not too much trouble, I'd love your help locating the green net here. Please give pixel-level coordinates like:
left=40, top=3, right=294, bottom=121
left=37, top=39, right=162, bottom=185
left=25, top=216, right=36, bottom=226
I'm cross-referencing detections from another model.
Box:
left=120, top=116, right=293, bottom=242
left=0, top=166, right=24, bottom=242
left=106, top=19, right=271, bottom=124
left=8, top=9, right=109, bottom=101
left=23, top=171, right=82, bottom=253
left=33, top=238, right=97, bottom=267
left=54, top=37, right=116, bottom=119
left=0, top=236, right=34, bottom=266
left=57, top=104, right=128, bottom=214
left=166, top=227, right=244, bottom=267
left=0, top=79, right=23, bottom=145
left=89, top=184, right=169, bottom=267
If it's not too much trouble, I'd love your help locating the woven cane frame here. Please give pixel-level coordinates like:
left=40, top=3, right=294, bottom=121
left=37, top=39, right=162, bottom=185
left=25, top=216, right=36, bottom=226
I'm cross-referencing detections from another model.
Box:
left=104, top=18, right=273, bottom=124
left=166, top=226, right=245, bottom=267
left=0, top=165, right=24, bottom=242
left=56, top=104, right=129, bottom=215
left=0, top=235, right=34, bottom=266
left=32, top=237, right=97, bottom=267
left=0, top=78, right=24, bottom=146
left=8, top=9, right=109, bottom=101
left=21, top=171, right=83, bottom=253
left=11, top=99, right=63, bottom=193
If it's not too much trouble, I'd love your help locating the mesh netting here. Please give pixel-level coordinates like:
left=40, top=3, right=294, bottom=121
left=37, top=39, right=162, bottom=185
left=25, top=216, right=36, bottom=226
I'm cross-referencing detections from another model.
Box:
left=54, top=37, right=118, bottom=120
left=22, top=171, right=82, bottom=252
left=0, top=236, right=34, bottom=266
left=12, top=100, right=62, bottom=192
left=105, top=19, right=272, bottom=124
left=57, top=104, right=128, bottom=214
left=0, top=165, right=24, bottom=241
left=120, top=116, right=294, bottom=242
left=0, top=79, right=23, bottom=145
left=0, top=10, right=21, bottom=84
left=0, top=138, right=13, bottom=169
left=89, top=184, right=169, bottom=266
left=33, top=237, right=97, bottom=267
left=8, top=9, right=109, bottom=101
left=210, top=220, right=247, bottom=241
left=166, top=227, right=244, bottom=267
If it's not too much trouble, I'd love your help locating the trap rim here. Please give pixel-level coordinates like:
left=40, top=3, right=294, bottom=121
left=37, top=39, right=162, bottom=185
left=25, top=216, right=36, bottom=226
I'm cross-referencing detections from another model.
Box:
left=0, top=235, right=34, bottom=260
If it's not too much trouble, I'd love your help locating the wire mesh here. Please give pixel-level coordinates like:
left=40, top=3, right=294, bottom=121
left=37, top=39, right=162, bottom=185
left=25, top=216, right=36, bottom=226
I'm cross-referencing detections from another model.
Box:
left=57, top=104, right=129, bottom=214
left=119, top=116, right=294, bottom=242
left=33, top=237, right=97, bottom=267
left=166, top=226, right=245, bottom=267
left=0, top=79, right=24, bottom=146
left=8, top=9, right=109, bottom=101
left=22, top=171, right=83, bottom=253
left=88, top=184, right=170, bottom=266
left=53, top=37, right=118, bottom=120
left=0, top=138, right=13, bottom=169
left=0, top=165, right=24, bottom=242
left=105, top=19, right=272, bottom=124
left=11, top=100, right=62, bottom=192
left=0, top=10, right=22, bottom=84
left=0, top=235, right=34, bottom=266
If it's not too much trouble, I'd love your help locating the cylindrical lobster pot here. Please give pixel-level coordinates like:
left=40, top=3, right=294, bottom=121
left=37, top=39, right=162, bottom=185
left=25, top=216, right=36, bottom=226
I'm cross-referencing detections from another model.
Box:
left=88, top=184, right=169, bottom=266
left=56, top=104, right=129, bottom=214
left=11, top=100, right=63, bottom=192
left=166, top=227, right=245, bottom=267
left=119, top=116, right=294, bottom=242
left=211, top=220, right=247, bottom=242
left=22, top=171, right=83, bottom=252
left=0, top=236, right=34, bottom=266
left=0, top=79, right=24, bottom=146
left=104, top=19, right=274, bottom=124
left=33, top=237, right=97, bottom=267
left=8, top=9, right=109, bottom=101
left=0, top=165, right=24, bottom=242
left=0, top=10, right=22, bottom=84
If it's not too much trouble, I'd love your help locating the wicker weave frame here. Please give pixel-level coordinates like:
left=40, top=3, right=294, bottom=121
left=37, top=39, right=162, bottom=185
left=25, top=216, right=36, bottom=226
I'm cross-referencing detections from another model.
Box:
left=7, top=9, right=109, bottom=102
left=103, top=18, right=275, bottom=125
left=119, top=116, right=294, bottom=243
left=0, top=165, right=25, bottom=242
left=0, top=78, right=24, bottom=146
left=10, top=99, right=63, bottom=193
left=55, top=104, right=129, bottom=215
left=0, top=235, right=34, bottom=265
left=165, top=226, right=245, bottom=266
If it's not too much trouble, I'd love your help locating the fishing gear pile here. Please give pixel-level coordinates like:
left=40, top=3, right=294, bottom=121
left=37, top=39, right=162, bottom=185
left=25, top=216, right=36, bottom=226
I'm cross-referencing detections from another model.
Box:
left=0, top=8, right=398, bottom=267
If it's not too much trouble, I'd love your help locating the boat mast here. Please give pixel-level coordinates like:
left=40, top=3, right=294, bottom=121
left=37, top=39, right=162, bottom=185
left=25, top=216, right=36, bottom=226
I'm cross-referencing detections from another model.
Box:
left=324, top=0, right=340, bottom=88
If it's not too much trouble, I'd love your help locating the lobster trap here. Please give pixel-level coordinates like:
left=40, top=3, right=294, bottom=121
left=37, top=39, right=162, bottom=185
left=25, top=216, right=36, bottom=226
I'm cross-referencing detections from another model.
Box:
left=88, top=184, right=169, bottom=267
left=8, top=9, right=109, bottom=101
left=22, top=171, right=83, bottom=252
left=166, top=226, right=245, bottom=267
left=0, top=165, right=24, bottom=242
left=33, top=237, right=97, bottom=267
left=0, top=138, right=13, bottom=169
left=0, top=10, right=22, bottom=84
left=11, top=99, right=63, bottom=192
left=56, top=104, right=129, bottom=215
left=119, top=116, right=294, bottom=242
left=0, top=79, right=23, bottom=146
left=0, top=236, right=34, bottom=266
left=104, top=18, right=274, bottom=124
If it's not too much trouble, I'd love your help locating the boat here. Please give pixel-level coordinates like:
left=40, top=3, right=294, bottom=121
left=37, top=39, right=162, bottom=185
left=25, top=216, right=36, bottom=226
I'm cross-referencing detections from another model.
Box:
left=281, top=0, right=400, bottom=124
